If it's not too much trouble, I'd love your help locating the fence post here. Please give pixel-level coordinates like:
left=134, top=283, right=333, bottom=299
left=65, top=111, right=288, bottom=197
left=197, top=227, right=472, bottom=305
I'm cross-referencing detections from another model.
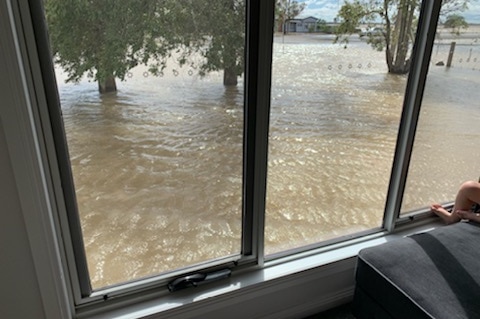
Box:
left=447, top=41, right=456, bottom=67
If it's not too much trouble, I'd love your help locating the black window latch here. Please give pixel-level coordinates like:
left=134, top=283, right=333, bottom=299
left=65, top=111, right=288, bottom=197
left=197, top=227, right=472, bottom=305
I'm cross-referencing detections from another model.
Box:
left=167, top=268, right=232, bottom=292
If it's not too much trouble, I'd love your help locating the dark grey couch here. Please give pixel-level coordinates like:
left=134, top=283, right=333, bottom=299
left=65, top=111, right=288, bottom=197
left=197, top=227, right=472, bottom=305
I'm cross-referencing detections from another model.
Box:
left=352, top=222, right=480, bottom=319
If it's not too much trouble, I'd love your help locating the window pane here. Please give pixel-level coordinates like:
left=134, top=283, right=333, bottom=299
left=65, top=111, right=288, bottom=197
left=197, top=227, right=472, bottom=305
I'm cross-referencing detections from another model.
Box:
left=401, top=8, right=480, bottom=215
left=46, top=0, right=245, bottom=289
left=265, top=2, right=414, bottom=254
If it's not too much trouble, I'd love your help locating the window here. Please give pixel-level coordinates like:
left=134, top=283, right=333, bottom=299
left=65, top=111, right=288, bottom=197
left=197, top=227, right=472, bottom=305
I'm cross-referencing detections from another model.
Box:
left=265, top=26, right=406, bottom=255
left=47, top=0, right=246, bottom=289
left=401, top=4, right=480, bottom=216
left=19, top=0, right=468, bottom=313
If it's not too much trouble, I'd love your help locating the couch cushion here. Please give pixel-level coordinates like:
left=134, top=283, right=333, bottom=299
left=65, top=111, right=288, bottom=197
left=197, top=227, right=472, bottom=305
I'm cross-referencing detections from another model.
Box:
left=354, top=222, right=480, bottom=319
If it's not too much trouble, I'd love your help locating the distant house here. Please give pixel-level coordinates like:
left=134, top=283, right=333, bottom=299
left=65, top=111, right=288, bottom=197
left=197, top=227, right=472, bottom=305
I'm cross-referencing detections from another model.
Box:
left=285, top=16, right=319, bottom=33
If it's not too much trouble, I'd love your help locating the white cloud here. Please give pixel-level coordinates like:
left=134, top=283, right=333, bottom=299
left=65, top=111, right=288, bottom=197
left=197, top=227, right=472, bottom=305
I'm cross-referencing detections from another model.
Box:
left=460, top=2, right=480, bottom=23
left=297, top=0, right=341, bottom=22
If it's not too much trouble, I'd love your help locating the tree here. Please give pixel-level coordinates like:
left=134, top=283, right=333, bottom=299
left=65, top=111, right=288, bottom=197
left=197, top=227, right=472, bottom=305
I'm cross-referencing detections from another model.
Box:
left=316, top=18, right=328, bottom=33
left=45, top=0, right=176, bottom=93
left=335, top=0, right=470, bottom=74
left=151, top=0, right=246, bottom=87
left=275, top=0, right=306, bottom=33
left=46, top=0, right=246, bottom=91
left=189, top=0, right=245, bottom=86
left=444, top=14, right=469, bottom=35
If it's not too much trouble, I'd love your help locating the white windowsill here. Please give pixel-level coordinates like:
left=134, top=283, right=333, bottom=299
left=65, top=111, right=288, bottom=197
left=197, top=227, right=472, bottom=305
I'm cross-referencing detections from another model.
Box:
left=77, top=218, right=444, bottom=319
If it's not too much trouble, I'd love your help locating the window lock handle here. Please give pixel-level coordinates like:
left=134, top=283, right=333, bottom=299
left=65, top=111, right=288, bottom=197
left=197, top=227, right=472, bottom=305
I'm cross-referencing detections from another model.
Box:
left=167, top=268, right=231, bottom=292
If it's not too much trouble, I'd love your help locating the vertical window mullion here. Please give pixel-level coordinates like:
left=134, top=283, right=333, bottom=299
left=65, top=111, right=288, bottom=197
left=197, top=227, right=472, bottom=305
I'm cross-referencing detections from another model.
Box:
left=243, top=0, right=275, bottom=264
left=26, top=0, right=92, bottom=297
left=383, top=0, right=442, bottom=231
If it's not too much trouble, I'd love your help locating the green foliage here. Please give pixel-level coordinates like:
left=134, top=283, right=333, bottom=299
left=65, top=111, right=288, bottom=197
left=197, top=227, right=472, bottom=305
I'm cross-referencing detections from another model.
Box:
left=444, top=14, right=469, bottom=35
left=46, top=0, right=175, bottom=89
left=46, top=0, right=246, bottom=91
left=316, top=19, right=328, bottom=33
left=335, top=1, right=368, bottom=36
left=334, top=0, right=470, bottom=74
left=188, top=0, right=245, bottom=85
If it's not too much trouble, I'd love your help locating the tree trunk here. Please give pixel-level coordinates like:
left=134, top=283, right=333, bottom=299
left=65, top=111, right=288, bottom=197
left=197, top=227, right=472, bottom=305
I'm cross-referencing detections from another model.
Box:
left=384, top=0, right=394, bottom=73
left=392, top=0, right=411, bottom=73
left=223, top=67, right=238, bottom=86
left=385, top=0, right=416, bottom=74
left=277, top=18, right=284, bottom=32
left=221, top=0, right=239, bottom=86
left=98, top=75, right=117, bottom=93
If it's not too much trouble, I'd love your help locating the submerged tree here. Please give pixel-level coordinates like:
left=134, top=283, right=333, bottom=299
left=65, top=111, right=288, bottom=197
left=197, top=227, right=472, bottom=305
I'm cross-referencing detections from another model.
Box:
left=45, top=0, right=178, bottom=93
left=147, top=0, right=246, bottom=87
left=335, top=0, right=470, bottom=74
left=444, top=14, right=469, bottom=35
left=46, top=0, right=246, bottom=92
left=190, top=0, right=245, bottom=86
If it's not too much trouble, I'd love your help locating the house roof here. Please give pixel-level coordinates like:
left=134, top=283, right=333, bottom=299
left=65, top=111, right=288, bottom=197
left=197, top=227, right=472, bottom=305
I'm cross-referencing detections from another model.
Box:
left=287, top=16, right=319, bottom=23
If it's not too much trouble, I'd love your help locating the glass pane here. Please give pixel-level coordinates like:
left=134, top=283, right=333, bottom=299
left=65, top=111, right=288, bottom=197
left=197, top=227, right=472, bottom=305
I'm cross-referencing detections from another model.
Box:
left=265, top=1, right=415, bottom=254
left=46, top=0, right=245, bottom=289
left=401, top=7, right=480, bottom=215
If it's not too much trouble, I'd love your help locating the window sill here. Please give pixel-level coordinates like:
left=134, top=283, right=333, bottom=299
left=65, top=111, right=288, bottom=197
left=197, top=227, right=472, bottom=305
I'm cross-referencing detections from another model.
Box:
left=77, top=218, right=444, bottom=319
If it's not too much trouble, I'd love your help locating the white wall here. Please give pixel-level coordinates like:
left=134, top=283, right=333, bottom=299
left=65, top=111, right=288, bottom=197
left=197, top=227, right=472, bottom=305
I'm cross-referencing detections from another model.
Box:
left=0, top=1, right=69, bottom=317
left=0, top=47, right=47, bottom=319
left=0, top=3, right=42, bottom=315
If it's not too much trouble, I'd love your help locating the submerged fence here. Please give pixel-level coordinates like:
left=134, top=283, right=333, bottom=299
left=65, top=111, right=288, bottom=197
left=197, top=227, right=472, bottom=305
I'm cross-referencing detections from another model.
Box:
left=432, top=41, right=480, bottom=70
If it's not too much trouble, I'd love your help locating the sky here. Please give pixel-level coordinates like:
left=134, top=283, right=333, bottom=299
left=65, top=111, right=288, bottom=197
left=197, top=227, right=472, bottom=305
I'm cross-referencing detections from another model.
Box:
left=297, top=0, right=480, bottom=24
left=297, top=0, right=342, bottom=21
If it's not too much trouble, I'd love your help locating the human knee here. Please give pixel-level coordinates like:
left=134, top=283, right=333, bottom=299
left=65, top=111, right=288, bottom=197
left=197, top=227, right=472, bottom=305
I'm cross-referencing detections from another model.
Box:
left=459, top=180, right=479, bottom=191
left=458, top=181, right=480, bottom=202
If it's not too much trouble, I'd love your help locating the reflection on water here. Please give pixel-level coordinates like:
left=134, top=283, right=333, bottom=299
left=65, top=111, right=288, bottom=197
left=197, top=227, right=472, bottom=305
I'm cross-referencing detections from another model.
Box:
left=61, top=69, right=244, bottom=287
left=57, top=36, right=480, bottom=288
left=265, top=40, right=405, bottom=253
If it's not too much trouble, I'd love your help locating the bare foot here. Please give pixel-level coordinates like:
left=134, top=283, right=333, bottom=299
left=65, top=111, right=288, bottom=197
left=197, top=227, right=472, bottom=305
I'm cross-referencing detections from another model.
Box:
left=430, top=203, right=459, bottom=224
left=430, top=203, right=449, bottom=216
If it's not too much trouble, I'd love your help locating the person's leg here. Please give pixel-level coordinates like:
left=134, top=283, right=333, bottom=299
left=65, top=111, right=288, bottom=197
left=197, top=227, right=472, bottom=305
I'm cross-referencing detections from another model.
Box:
left=454, top=180, right=480, bottom=209
left=431, top=203, right=459, bottom=224
left=431, top=181, right=480, bottom=224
